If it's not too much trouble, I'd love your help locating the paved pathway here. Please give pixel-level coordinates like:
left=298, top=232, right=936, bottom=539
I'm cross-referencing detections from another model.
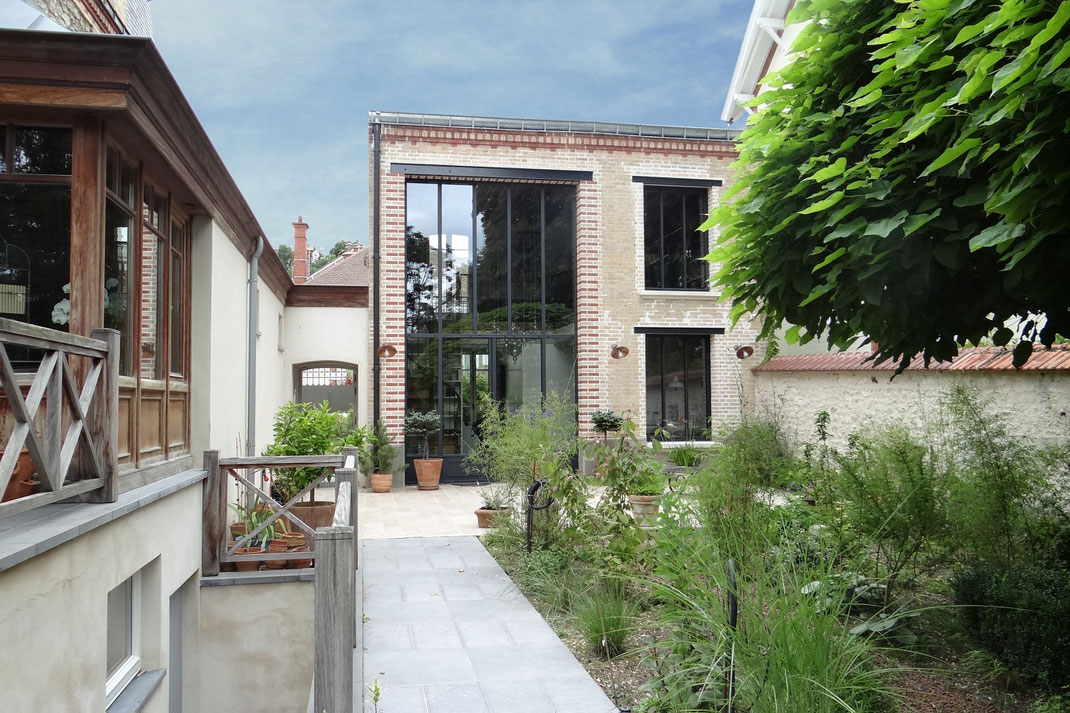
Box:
left=356, top=484, right=503, bottom=540
left=361, top=536, right=618, bottom=713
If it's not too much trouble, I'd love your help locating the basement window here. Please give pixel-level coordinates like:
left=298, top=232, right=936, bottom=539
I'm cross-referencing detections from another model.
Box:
left=106, top=571, right=143, bottom=706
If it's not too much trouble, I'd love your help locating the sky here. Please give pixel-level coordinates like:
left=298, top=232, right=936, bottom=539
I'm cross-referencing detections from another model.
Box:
left=150, top=0, right=752, bottom=254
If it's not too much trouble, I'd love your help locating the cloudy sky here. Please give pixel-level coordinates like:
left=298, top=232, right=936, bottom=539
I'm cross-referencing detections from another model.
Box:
left=150, top=0, right=752, bottom=253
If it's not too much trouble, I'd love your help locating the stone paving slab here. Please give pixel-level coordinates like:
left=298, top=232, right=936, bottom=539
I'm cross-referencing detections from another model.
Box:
left=362, top=536, right=618, bottom=713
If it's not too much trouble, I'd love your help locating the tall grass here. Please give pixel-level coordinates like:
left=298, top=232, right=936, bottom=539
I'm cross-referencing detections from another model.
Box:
left=572, top=582, right=633, bottom=659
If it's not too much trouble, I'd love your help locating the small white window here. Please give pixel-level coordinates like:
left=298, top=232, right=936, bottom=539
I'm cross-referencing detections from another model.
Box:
left=105, top=571, right=142, bottom=706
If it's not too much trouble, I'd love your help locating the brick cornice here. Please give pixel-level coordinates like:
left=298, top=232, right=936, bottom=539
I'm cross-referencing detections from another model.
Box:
left=379, top=125, right=739, bottom=160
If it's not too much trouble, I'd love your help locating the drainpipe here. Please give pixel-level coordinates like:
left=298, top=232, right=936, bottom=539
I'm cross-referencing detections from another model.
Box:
left=247, top=235, right=265, bottom=456
left=372, top=120, right=382, bottom=427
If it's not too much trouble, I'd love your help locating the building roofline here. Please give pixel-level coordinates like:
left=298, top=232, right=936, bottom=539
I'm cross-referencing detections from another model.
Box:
left=369, top=110, right=741, bottom=142
left=721, top=0, right=793, bottom=125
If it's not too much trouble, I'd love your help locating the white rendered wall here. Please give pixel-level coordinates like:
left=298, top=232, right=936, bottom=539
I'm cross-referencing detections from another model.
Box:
left=754, top=369, right=1070, bottom=452
left=0, top=485, right=202, bottom=713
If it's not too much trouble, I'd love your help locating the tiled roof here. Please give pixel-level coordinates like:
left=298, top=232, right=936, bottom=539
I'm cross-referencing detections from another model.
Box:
left=305, top=247, right=370, bottom=287
left=756, top=344, right=1070, bottom=372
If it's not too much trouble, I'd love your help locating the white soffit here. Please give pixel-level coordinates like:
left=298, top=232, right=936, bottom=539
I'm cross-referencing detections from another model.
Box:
left=0, top=0, right=69, bottom=32
left=720, top=0, right=792, bottom=125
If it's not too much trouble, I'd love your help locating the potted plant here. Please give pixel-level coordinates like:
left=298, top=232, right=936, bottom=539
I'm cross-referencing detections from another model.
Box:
left=474, top=485, right=511, bottom=528
left=591, top=409, right=623, bottom=445
left=0, top=450, right=37, bottom=503
left=405, top=410, right=442, bottom=491
left=628, top=465, right=666, bottom=525
left=361, top=420, right=398, bottom=493
left=229, top=504, right=286, bottom=572
left=263, top=401, right=366, bottom=529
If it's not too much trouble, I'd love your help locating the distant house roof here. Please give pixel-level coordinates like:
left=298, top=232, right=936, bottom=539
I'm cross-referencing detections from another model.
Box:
left=756, top=345, right=1070, bottom=373
left=305, top=246, right=370, bottom=287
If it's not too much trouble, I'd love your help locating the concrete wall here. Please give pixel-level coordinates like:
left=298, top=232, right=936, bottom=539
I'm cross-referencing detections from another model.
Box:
left=198, top=581, right=314, bottom=713
left=372, top=125, right=763, bottom=446
left=754, top=368, right=1070, bottom=452
left=285, top=305, right=370, bottom=429
left=0, top=484, right=202, bottom=713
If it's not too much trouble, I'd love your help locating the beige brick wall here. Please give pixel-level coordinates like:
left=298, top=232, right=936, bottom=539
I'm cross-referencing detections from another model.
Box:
left=369, top=124, right=765, bottom=445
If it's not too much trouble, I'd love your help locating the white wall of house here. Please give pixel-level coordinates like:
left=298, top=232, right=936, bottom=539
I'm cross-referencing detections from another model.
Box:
left=754, top=368, right=1070, bottom=452
left=0, top=484, right=202, bottom=713
left=284, top=305, right=370, bottom=428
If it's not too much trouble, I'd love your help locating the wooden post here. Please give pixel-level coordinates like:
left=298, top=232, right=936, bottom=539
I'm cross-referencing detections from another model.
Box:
left=201, top=450, right=223, bottom=576
left=343, top=445, right=360, bottom=570
left=314, top=525, right=355, bottom=713
left=88, top=328, right=120, bottom=502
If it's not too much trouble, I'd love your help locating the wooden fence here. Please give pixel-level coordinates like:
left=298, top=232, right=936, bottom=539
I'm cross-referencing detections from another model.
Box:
left=0, top=318, right=119, bottom=519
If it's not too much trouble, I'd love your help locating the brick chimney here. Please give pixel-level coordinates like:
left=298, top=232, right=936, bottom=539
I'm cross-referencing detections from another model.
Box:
left=292, top=216, right=309, bottom=284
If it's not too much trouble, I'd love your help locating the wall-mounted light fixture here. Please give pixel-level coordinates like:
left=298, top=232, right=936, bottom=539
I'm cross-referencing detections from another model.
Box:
left=735, top=344, right=754, bottom=360
left=610, top=343, right=629, bottom=359
left=377, top=344, right=398, bottom=359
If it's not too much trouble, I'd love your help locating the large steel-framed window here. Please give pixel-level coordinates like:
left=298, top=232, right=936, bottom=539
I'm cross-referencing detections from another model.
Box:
left=643, top=184, right=709, bottom=290
left=645, top=334, right=712, bottom=441
left=404, top=180, right=577, bottom=462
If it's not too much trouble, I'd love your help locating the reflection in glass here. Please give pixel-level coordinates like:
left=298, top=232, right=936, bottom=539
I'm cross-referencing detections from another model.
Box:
left=405, top=337, right=438, bottom=455
left=497, top=339, right=541, bottom=412
left=406, top=183, right=438, bottom=333
left=441, top=339, right=490, bottom=456
left=545, top=338, right=576, bottom=399
left=170, top=226, right=184, bottom=375
left=663, top=190, right=684, bottom=289
left=105, top=200, right=134, bottom=376
left=440, top=184, right=474, bottom=331
left=474, top=185, right=507, bottom=333
left=106, top=577, right=133, bottom=677
left=544, top=187, right=575, bottom=334
left=645, top=335, right=710, bottom=440
left=510, top=187, right=541, bottom=334
left=643, top=186, right=708, bottom=290
left=13, top=126, right=72, bottom=175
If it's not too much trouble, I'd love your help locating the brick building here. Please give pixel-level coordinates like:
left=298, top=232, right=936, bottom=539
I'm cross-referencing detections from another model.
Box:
left=368, top=111, right=765, bottom=484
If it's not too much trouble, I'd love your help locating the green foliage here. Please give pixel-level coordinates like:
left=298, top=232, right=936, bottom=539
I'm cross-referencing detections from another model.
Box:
left=571, top=582, right=633, bottom=660
left=403, top=410, right=440, bottom=459
left=716, top=418, right=795, bottom=488
left=310, top=239, right=349, bottom=273
left=477, top=485, right=512, bottom=511
left=586, top=417, right=654, bottom=507
left=511, top=546, right=577, bottom=614
left=1031, top=691, right=1070, bottom=713
left=264, top=401, right=366, bottom=502
left=360, top=420, right=397, bottom=475
left=629, top=465, right=666, bottom=496
left=710, top=0, right=1070, bottom=370
left=836, top=426, right=950, bottom=603
left=666, top=444, right=704, bottom=467
left=952, top=560, right=1070, bottom=688
left=591, top=409, right=624, bottom=442
left=276, top=244, right=293, bottom=276
left=229, top=504, right=285, bottom=548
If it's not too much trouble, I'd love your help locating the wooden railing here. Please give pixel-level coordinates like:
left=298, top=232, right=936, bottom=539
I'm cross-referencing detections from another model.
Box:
left=0, top=318, right=119, bottom=519
left=200, top=448, right=359, bottom=575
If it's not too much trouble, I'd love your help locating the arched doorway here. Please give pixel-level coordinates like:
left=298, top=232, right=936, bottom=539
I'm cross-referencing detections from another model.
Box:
left=293, top=362, right=358, bottom=422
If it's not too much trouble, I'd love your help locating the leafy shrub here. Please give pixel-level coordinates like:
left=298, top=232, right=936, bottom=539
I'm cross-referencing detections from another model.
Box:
left=717, top=418, right=795, bottom=488
left=512, top=546, right=576, bottom=614
left=264, top=401, right=366, bottom=502
left=591, top=409, right=623, bottom=442
left=667, top=445, right=704, bottom=467
left=403, top=410, right=439, bottom=459
left=571, top=582, right=632, bottom=659
left=360, top=419, right=397, bottom=475
left=952, top=561, right=1070, bottom=688
left=836, top=426, right=950, bottom=603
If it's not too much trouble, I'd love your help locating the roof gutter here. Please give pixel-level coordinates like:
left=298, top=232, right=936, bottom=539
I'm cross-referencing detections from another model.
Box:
left=247, top=235, right=265, bottom=456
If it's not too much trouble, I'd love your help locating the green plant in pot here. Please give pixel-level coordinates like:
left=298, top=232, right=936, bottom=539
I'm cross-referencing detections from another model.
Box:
left=405, top=410, right=442, bottom=491
left=264, top=401, right=366, bottom=529
left=474, top=484, right=512, bottom=529
left=591, top=409, right=623, bottom=445
left=361, top=420, right=398, bottom=493
left=229, top=503, right=286, bottom=571
left=627, top=463, right=666, bottom=526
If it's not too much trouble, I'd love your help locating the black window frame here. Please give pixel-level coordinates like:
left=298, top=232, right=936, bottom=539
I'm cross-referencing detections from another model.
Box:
left=642, top=183, right=711, bottom=291
left=645, top=333, right=712, bottom=441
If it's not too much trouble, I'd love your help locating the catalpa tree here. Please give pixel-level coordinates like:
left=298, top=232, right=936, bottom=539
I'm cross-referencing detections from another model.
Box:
left=707, top=0, right=1070, bottom=369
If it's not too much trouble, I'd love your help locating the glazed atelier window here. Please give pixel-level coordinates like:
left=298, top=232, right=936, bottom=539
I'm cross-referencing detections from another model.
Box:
left=0, top=125, right=72, bottom=366
left=645, top=335, right=710, bottom=441
left=643, top=185, right=709, bottom=290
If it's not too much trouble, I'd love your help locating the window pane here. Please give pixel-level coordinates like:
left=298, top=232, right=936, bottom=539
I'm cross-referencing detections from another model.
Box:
left=645, top=336, right=663, bottom=439
left=170, top=227, right=184, bottom=375
left=139, top=224, right=164, bottom=380
left=474, top=185, right=507, bottom=334
left=685, top=336, right=710, bottom=438
left=0, top=126, right=6, bottom=172
left=643, top=187, right=661, bottom=288
left=105, top=200, right=134, bottom=376
left=440, top=184, right=474, bottom=332
left=0, top=184, right=71, bottom=352
left=405, top=183, right=438, bottom=334
left=544, top=187, right=575, bottom=334
left=497, top=338, right=541, bottom=412
left=662, top=191, right=685, bottom=289
left=545, top=338, right=576, bottom=402
left=106, top=578, right=132, bottom=678
left=13, top=126, right=72, bottom=175
left=441, top=339, right=489, bottom=456
left=405, top=337, right=438, bottom=455
left=684, top=191, right=707, bottom=289
left=510, top=187, right=541, bottom=334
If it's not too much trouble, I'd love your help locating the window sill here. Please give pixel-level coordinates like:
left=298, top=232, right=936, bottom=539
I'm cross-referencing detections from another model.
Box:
left=639, top=289, right=720, bottom=299
left=647, top=440, right=721, bottom=449
left=107, top=669, right=165, bottom=713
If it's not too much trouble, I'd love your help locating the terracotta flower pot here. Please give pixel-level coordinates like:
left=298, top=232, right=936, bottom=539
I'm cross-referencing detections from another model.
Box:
left=288, top=501, right=337, bottom=529
left=414, top=458, right=442, bottom=491
left=628, top=494, right=660, bottom=525
left=279, top=532, right=305, bottom=550
left=233, top=547, right=263, bottom=572
left=289, top=545, right=314, bottom=569
left=1, top=451, right=36, bottom=503
left=263, top=539, right=287, bottom=569
left=370, top=472, right=393, bottom=493
left=229, top=522, right=247, bottom=539
left=475, top=508, right=509, bottom=529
